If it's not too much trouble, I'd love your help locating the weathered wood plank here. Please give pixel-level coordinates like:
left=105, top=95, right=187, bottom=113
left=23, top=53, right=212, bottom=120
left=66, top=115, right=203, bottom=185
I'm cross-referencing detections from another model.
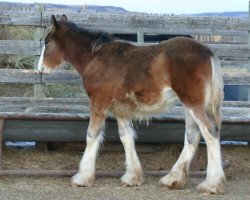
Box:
left=0, top=11, right=40, bottom=19
left=222, top=101, right=250, bottom=107
left=42, top=70, right=82, bottom=84
left=1, top=40, right=250, bottom=63
left=0, top=97, right=249, bottom=142
left=0, top=40, right=40, bottom=55
left=2, top=11, right=250, bottom=33
left=0, top=11, right=42, bottom=26
left=0, top=97, right=87, bottom=106
left=220, top=60, right=249, bottom=69
left=43, top=70, right=250, bottom=85
left=0, top=97, right=249, bottom=123
left=0, top=105, right=89, bottom=114
left=1, top=169, right=205, bottom=178
left=0, top=69, right=41, bottom=83
left=0, top=97, right=248, bottom=108
left=42, top=12, right=250, bottom=32
left=0, top=60, right=247, bottom=70
left=0, top=101, right=249, bottom=116
left=0, top=104, right=250, bottom=123
left=1, top=69, right=250, bottom=85
left=223, top=73, right=250, bottom=85
left=207, top=44, right=250, bottom=60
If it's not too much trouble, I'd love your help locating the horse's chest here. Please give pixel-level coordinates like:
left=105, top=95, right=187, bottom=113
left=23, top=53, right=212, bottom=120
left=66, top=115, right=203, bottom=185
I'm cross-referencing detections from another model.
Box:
left=110, top=87, right=178, bottom=119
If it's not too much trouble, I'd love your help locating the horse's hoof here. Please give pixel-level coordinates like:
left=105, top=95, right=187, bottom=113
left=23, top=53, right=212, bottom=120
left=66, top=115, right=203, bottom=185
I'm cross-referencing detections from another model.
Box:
left=159, top=170, right=188, bottom=190
left=121, top=182, right=130, bottom=187
left=71, top=183, right=81, bottom=188
left=197, top=180, right=225, bottom=195
left=71, top=172, right=94, bottom=187
left=121, top=170, right=144, bottom=187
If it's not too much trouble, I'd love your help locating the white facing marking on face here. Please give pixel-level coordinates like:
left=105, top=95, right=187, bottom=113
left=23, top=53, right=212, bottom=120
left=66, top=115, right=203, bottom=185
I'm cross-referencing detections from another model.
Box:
left=38, top=44, right=45, bottom=71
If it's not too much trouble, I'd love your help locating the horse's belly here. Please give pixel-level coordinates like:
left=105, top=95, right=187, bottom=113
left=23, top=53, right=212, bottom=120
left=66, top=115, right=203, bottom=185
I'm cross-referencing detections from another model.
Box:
left=111, top=87, right=178, bottom=119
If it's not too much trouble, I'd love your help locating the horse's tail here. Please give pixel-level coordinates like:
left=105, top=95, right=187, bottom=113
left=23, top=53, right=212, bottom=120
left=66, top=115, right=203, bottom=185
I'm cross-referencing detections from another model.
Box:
left=205, top=56, right=224, bottom=133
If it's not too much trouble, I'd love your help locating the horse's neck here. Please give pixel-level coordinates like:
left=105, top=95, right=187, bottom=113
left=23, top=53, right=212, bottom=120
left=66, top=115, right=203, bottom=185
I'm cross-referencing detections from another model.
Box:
left=65, top=37, right=94, bottom=74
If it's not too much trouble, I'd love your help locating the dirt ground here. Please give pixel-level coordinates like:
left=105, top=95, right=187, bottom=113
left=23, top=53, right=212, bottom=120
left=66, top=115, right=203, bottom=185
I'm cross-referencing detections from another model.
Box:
left=0, top=143, right=249, bottom=200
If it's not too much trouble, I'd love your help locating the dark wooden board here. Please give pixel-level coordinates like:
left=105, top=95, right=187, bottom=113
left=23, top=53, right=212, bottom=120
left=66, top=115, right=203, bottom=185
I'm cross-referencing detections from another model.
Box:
left=2, top=120, right=249, bottom=142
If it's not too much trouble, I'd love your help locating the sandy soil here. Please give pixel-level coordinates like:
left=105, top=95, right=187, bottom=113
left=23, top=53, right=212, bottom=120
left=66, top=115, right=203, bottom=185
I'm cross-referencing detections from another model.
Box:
left=0, top=173, right=249, bottom=200
left=0, top=143, right=249, bottom=199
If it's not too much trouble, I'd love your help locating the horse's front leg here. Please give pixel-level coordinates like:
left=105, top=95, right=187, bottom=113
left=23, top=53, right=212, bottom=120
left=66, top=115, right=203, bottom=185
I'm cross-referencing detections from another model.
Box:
left=71, top=105, right=107, bottom=187
left=117, top=118, right=144, bottom=186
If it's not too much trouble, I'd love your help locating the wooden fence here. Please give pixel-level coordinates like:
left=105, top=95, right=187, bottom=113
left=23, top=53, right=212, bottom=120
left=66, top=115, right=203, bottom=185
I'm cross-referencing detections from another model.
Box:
left=0, top=9, right=249, bottom=142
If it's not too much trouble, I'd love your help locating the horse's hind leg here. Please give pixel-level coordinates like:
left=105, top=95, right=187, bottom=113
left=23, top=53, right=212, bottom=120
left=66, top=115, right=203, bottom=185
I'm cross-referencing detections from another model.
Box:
left=187, top=106, right=225, bottom=195
left=71, top=104, right=107, bottom=187
left=159, top=108, right=201, bottom=189
left=117, top=118, right=144, bottom=186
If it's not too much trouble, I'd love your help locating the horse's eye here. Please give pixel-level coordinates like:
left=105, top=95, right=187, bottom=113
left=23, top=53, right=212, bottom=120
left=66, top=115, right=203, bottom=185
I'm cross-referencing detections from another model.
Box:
left=44, top=39, right=49, bottom=47
left=44, top=39, right=49, bottom=46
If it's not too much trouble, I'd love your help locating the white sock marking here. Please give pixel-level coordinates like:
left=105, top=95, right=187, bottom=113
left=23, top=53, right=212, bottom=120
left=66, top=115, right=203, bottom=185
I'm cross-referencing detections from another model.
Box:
left=38, top=44, right=45, bottom=71
left=117, top=118, right=142, bottom=185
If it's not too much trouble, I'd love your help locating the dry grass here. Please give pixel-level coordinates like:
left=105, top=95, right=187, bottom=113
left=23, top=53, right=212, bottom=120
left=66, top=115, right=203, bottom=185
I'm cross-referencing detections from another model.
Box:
left=222, top=145, right=250, bottom=177
left=0, top=83, right=33, bottom=97
left=0, top=26, right=35, bottom=70
left=2, top=143, right=249, bottom=177
left=0, top=55, right=35, bottom=69
left=0, top=25, right=34, bottom=40
left=46, top=83, right=86, bottom=98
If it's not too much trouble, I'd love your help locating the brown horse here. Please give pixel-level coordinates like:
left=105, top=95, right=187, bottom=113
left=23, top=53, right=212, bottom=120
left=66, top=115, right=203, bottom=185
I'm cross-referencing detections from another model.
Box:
left=38, top=15, right=225, bottom=195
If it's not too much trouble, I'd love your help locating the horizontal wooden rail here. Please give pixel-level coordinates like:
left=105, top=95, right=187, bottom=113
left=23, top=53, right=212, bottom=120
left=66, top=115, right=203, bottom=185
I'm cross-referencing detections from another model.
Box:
left=0, top=69, right=250, bottom=85
left=0, top=98, right=249, bottom=123
left=0, top=40, right=41, bottom=55
left=0, top=169, right=206, bottom=177
left=1, top=40, right=250, bottom=60
left=220, top=60, right=249, bottom=69
left=1, top=112, right=249, bottom=142
left=0, top=97, right=249, bottom=143
left=1, top=11, right=250, bottom=34
left=0, top=112, right=249, bottom=124
left=0, top=97, right=249, bottom=121
left=0, top=97, right=249, bottom=107
left=208, top=44, right=250, bottom=60
left=0, top=69, right=41, bottom=83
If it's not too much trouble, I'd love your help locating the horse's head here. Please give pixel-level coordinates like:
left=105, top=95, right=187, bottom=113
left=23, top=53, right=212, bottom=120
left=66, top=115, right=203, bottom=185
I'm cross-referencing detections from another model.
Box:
left=38, top=15, right=68, bottom=73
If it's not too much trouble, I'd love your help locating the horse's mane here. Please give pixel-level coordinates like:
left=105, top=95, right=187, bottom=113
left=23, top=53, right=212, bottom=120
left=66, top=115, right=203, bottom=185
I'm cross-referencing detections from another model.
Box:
left=65, top=21, right=115, bottom=53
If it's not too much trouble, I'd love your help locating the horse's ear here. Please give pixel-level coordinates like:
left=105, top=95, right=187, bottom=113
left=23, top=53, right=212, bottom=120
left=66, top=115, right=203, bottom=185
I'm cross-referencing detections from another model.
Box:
left=60, top=14, right=68, bottom=23
left=51, top=15, right=59, bottom=31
